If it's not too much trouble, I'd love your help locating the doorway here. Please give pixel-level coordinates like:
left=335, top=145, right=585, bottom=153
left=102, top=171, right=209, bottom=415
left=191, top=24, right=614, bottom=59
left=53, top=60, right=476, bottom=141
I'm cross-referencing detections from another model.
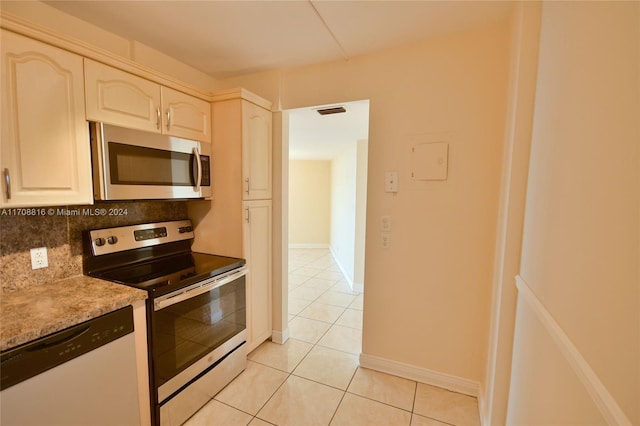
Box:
left=285, top=100, right=369, bottom=355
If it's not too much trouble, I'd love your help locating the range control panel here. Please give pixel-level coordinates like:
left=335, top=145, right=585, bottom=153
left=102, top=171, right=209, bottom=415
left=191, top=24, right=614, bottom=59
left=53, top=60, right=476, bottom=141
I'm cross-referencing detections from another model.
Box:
left=89, top=220, right=195, bottom=256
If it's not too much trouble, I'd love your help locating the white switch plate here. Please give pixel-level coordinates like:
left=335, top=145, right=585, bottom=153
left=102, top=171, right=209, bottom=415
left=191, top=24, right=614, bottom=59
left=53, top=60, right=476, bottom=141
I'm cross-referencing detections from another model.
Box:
left=381, top=216, right=391, bottom=231
left=30, top=247, right=48, bottom=269
left=385, top=171, right=398, bottom=193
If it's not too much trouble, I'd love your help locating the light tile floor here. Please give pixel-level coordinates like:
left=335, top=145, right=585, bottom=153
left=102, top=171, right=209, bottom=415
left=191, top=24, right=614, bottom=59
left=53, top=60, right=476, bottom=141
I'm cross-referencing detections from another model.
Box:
left=185, top=248, right=481, bottom=426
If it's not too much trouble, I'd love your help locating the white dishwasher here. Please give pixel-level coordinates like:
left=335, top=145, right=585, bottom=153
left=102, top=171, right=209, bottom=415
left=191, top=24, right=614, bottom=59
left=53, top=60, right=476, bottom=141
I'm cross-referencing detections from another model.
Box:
left=0, top=306, right=141, bottom=426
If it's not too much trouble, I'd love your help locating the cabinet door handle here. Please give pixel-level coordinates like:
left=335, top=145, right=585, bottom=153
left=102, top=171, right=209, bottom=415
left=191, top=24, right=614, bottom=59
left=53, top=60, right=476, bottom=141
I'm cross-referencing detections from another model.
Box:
left=3, top=168, right=10, bottom=200
left=245, top=207, right=250, bottom=223
left=156, top=107, right=161, bottom=130
left=166, top=109, right=171, bottom=131
left=245, top=178, right=250, bottom=194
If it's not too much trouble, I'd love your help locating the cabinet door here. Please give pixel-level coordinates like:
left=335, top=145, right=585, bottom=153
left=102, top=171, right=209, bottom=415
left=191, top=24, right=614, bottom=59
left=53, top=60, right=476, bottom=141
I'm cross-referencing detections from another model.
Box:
left=242, top=101, right=272, bottom=200
left=1, top=30, right=92, bottom=207
left=161, top=87, right=211, bottom=143
left=84, top=59, right=162, bottom=133
left=243, top=200, right=272, bottom=352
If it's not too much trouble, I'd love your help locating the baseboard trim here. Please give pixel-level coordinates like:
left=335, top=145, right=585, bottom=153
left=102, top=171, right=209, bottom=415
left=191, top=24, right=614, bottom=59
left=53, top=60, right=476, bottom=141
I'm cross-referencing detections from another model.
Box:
left=271, top=327, right=289, bottom=345
left=477, top=384, right=488, bottom=426
left=515, top=275, right=632, bottom=426
left=359, top=353, right=480, bottom=397
left=288, top=243, right=329, bottom=249
left=329, top=246, right=355, bottom=290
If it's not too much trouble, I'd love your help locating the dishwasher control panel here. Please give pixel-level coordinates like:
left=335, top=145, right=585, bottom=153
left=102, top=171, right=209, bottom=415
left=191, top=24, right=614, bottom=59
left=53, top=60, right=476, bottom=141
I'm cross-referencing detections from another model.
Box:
left=0, top=306, right=134, bottom=390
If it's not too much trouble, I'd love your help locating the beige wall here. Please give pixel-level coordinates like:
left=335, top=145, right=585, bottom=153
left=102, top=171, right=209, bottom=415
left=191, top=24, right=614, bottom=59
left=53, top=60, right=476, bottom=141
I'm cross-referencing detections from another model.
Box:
left=288, top=160, right=331, bottom=246
left=482, top=2, right=541, bottom=424
left=508, top=2, right=639, bottom=424
left=3, top=0, right=511, bottom=405
left=5, top=2, right=637, bottom=421
left=220, top=22, right=511, bottom=387
left=354, top=139, right=369, bottom=288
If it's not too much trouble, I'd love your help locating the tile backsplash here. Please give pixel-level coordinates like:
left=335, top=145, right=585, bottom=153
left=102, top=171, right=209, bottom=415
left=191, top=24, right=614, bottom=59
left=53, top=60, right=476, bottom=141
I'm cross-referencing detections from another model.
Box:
left=0, top=201, right=188, bottom=293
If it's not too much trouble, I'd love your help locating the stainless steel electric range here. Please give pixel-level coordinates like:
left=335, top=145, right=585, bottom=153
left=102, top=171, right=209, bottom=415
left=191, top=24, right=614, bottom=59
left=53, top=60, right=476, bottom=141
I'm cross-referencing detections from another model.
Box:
left=83, top=220, right=247, bottom=426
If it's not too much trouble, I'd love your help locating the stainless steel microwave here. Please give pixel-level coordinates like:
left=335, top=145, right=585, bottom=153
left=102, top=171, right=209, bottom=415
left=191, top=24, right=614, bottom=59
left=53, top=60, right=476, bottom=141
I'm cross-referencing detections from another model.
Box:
left=89, top=122, right=211, bottom=201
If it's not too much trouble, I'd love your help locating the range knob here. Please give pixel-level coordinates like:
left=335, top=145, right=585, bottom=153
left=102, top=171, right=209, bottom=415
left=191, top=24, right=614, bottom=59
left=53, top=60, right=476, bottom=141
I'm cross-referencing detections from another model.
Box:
left=107, top=236, right=118, bottom=245
left=94, top=237, right=106, bottom=247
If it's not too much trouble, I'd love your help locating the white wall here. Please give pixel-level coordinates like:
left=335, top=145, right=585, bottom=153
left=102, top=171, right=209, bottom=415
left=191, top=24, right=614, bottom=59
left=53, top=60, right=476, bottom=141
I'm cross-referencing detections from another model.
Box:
left=507, top=2, right=639, bottom=424
left=330, top=143, right=357, bottom=284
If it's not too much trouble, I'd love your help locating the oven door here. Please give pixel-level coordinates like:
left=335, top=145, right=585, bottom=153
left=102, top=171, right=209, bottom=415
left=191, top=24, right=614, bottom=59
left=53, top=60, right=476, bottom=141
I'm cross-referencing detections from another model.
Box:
left=151, top=267, right=247, bottom=404
left=90, top=122, right=211, bottom=201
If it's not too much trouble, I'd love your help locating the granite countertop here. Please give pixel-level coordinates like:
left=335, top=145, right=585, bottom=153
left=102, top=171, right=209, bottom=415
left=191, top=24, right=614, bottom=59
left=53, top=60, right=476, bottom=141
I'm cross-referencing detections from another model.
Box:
left=0, top=275, right=147, bottom=351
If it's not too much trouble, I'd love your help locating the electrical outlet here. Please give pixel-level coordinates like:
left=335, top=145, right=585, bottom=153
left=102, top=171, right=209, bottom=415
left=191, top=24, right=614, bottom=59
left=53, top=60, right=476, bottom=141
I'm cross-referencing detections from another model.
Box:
left=381, top=233, right=391, bottom=248
left=30, top=247, right=48, bottom=270
left=381, top=216, right=391, bottom=231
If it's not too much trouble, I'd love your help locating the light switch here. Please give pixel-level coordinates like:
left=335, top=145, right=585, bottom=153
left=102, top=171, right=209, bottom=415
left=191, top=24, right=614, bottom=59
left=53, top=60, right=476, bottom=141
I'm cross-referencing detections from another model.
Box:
left=385, top=171, right=398, bottom=193
left=381, top=216, right=391, bottom=231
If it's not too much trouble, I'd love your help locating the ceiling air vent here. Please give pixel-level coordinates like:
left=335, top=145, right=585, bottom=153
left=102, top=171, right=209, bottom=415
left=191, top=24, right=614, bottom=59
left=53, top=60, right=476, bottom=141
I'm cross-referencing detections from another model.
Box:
left=316, top=106, right=346, bottom=115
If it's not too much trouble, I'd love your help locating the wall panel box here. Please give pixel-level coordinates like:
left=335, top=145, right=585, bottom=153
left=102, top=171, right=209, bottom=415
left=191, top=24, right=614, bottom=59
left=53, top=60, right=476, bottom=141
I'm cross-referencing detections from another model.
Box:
left=411, top=142, right=448, bottom=180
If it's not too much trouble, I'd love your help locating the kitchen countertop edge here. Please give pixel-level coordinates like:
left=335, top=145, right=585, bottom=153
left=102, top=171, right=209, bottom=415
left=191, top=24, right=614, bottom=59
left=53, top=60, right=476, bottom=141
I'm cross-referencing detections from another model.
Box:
left=0, top=275, right=147, bottom=352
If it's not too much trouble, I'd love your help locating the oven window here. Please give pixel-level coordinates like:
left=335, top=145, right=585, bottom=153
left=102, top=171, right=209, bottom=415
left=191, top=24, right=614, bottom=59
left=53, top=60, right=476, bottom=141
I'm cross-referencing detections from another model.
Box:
left=152, top=277, right=246, bottom=387
left=108, top=142, right=194, bottom=186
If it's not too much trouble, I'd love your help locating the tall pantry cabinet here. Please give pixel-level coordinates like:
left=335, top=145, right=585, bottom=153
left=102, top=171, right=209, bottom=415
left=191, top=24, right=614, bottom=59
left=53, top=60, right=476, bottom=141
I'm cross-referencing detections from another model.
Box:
left=189, top=89, right=273, bottom=353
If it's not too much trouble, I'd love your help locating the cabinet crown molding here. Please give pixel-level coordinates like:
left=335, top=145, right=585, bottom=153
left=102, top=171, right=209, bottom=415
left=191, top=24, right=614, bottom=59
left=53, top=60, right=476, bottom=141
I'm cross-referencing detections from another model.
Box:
left=211, top=88, right=273, bottom=111
left=1, top=11, right=212, bottom=102
left=1, top=12, right=273, bottom=110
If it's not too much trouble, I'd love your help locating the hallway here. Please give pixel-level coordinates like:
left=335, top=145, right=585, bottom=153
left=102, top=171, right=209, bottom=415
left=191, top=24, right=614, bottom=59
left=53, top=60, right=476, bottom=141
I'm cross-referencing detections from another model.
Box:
left=288, top=248, right=363, bottom=353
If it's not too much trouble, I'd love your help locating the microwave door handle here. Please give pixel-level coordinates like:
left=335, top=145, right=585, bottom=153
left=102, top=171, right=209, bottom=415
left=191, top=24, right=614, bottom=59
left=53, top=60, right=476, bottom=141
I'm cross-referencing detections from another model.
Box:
left=193, top=147, right=202, bottom=192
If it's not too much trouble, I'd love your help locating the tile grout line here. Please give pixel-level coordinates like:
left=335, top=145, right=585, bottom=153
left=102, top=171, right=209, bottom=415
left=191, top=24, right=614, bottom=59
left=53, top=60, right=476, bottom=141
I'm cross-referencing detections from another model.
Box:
left=249, top=263, right=361, bottom=425
left=275, top=254, right=360, bottom=425
left=294, top=250, right=393, bottom=425
left=248, top=249, right=365, bottom=425
left=208, top=250, right=475, bottom=426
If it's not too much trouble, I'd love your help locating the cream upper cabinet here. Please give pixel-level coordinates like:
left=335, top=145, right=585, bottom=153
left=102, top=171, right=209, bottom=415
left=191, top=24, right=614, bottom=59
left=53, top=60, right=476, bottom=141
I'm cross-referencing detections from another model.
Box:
left=161, top=86, right=211, bottom=142
left=242, top=101, right=272, bottom=200
left=84, top=59, right=211, bottom=142
left=1, top=30, right=92, bottom=207
left=84, top=59, right=161, bottom=134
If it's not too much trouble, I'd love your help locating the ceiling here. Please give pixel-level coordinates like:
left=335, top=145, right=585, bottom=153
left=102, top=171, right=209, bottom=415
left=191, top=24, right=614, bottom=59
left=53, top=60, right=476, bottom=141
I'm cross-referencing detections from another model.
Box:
left=41, top=1, right=511, bottom=160
left=43, top=0, right=513, bottom=80
left=289, top=100, right=370, bottom=160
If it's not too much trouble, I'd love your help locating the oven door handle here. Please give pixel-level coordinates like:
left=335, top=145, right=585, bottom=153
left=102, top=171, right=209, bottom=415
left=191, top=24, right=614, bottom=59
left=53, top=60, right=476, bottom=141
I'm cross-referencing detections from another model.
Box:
left=154, top=266, right=247, bottom=311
